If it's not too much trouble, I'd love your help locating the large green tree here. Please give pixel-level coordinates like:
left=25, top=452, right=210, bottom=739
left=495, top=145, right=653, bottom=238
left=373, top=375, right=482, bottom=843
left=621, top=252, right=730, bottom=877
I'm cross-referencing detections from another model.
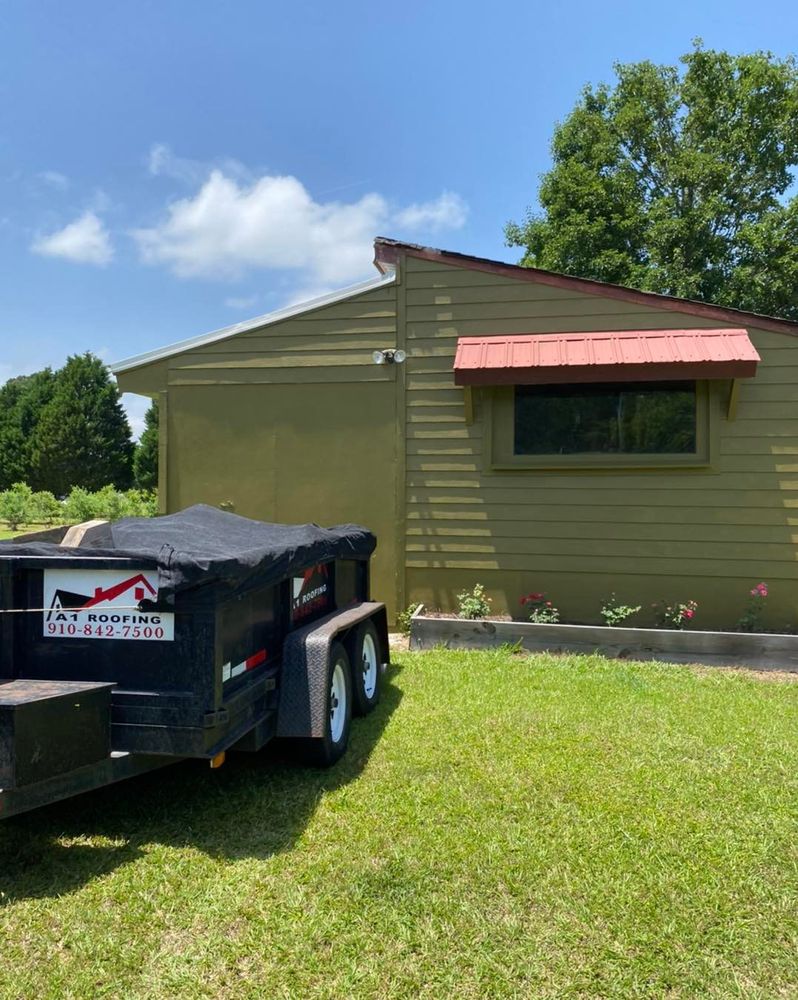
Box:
left=0, top=370, right=57, bottom=490
left=133, top=398, right=159, bottom=490
left=30, top=353, right=134, bottom=494
left=506, top=45, right=798, bottom=317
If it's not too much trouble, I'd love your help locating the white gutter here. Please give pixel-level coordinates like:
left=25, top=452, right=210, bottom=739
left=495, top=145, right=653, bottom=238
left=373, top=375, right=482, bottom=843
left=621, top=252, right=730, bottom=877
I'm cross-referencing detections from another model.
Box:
left=110, top=269, right=396, bottom=374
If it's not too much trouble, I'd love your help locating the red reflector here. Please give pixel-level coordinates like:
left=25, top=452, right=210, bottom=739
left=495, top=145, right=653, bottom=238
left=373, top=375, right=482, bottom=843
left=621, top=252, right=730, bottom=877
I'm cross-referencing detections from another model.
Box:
left=245, top=649, right=267, bottom=670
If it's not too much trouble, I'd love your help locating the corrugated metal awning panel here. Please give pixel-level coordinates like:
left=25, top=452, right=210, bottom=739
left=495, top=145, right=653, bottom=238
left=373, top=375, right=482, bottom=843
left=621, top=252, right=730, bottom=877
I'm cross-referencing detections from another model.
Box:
left=453, top=329, right=760, bottom=385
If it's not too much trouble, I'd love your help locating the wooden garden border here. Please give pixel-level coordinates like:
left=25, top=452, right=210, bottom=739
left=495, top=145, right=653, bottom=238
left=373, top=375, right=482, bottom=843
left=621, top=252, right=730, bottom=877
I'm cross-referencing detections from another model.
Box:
left=409, top=607, right=798, bottom=672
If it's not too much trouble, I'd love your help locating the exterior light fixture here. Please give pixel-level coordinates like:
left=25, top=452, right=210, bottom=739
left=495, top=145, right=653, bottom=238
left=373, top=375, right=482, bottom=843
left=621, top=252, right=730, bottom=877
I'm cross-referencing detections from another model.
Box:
left=372, top=349, right=407, bottom=365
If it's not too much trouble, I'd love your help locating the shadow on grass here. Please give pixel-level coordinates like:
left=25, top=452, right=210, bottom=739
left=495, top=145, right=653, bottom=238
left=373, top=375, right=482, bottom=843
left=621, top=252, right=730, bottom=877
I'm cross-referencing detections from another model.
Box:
left=0, top=664, right=404, bottom=903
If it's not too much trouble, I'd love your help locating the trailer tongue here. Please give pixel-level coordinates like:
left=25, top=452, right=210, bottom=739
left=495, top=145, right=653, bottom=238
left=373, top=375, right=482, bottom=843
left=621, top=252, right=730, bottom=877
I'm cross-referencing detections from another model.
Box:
left=0, top=505, right=389, bottom=818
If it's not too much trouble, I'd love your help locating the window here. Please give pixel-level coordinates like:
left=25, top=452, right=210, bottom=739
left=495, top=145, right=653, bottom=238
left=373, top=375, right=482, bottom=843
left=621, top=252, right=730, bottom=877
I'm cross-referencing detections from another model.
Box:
left=489, top=380, right=711, bottom=469
left=515, top=381, right=696, bottom=456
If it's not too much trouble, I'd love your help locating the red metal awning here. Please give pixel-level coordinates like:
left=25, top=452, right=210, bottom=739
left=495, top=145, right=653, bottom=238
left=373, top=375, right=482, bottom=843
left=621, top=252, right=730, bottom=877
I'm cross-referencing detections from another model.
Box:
left=453, top=328, right=760, bottom=386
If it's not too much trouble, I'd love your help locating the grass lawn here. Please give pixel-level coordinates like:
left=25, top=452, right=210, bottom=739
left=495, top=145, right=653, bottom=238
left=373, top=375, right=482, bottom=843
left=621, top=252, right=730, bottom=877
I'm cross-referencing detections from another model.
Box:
left=1, top=649, right=797, bottom=998
left=0, top=524, right=42, bottom=540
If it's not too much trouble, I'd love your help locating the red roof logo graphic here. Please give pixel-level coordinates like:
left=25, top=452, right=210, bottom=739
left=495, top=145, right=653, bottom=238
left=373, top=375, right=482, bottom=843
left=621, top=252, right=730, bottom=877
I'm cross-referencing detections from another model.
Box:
left=82, top=573, right=157, bottom=608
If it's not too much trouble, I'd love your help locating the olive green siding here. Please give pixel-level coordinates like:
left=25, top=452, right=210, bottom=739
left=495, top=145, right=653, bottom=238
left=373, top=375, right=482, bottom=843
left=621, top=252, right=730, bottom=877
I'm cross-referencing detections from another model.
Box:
left=118, top=284, right=403, bottom=619
left=401, top=256, right=798, bottom=628
left=117, top=252, right=798, bottom=631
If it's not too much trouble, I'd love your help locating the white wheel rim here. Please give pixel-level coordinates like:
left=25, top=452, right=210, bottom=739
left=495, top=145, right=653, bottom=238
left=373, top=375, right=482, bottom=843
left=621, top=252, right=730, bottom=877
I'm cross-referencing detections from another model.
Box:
left=329, top=660, right=347, bottom=744
left=361, top=634, right=378, bottom=699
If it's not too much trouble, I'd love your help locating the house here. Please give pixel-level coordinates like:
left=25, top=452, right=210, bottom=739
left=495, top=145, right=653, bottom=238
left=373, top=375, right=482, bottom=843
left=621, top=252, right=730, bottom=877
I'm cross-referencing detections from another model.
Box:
left=112, top=238, right=798, bottom=628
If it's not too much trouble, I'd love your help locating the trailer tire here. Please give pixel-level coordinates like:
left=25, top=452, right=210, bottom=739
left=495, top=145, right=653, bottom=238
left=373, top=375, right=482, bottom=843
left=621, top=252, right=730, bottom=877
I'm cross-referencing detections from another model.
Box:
left=300, top=641, right=352, bottom=767
left=350, top=620, right=382, bottom=716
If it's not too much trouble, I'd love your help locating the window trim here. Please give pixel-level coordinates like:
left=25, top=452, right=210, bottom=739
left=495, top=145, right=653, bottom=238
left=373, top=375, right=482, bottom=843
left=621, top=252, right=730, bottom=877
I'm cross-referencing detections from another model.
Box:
left=487, top=379, right=715, bottom=471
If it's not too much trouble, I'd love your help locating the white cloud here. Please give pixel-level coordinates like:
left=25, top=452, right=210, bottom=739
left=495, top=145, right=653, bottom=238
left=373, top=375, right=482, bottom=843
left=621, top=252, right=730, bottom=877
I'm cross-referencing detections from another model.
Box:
left=134, top=171, right=386, bottom=284
left=133, top=166, right=468, bottom=286
left=394, top=191, right=469, bottom=231
left=37, top=170, right=69, bottom=190
left=148, top=143, right=202, bottom=184
left=31, top=211, right=113, bottom=266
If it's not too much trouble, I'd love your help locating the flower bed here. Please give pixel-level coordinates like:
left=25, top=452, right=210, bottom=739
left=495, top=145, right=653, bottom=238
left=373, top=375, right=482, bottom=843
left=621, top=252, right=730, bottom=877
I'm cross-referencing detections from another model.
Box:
left=409, top=606, right=798, bottom=672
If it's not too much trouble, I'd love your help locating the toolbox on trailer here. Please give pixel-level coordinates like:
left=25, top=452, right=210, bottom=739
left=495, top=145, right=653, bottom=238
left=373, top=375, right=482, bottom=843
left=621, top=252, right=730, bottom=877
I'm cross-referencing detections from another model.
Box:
left=0, top=680, right=113, bottom=788
left=0, top=505, right=389, bottom=817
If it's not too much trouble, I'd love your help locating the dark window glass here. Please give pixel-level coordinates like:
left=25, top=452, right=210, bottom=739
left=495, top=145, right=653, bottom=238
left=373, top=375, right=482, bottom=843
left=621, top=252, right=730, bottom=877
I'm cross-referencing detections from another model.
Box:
left=514, top=381, right=696, bottom=455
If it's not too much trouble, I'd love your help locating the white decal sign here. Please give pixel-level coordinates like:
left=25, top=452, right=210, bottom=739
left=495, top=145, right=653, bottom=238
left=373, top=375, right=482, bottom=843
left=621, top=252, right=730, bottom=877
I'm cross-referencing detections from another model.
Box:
left=43, top=568, right=174, bottom=641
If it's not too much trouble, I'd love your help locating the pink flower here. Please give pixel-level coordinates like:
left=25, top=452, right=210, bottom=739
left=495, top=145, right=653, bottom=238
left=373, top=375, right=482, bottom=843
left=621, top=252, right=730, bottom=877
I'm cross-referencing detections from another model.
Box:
left=682, top=609, right=694, bottom=619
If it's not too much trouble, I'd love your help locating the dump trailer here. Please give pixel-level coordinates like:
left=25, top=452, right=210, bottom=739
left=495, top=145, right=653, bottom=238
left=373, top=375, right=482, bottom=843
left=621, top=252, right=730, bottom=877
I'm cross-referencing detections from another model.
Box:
left=0, top=505, right=389, bottom=819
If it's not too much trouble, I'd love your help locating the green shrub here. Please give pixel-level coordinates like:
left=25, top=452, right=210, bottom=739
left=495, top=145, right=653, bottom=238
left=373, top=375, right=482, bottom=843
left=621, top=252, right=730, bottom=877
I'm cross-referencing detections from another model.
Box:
left=0, top=482, right=34, bottom=529
left=0, top=481, right=156, bottom=529
left=93, top=483, right=140, bottom=520
left=397, top=603, right=422, bottom=635
left=456, top=583, right=492, bottom=620
left=736, top=582, right=769, bottom=633
left=600, top=594, right=642, bottom=627
left=124, top=489, right=159, bottom=518
left=62, top=486, right=159, bottom=524
left=653, top=599, right=698, bottom=629
left=62, top=486, right=99, bottom=523
left=30, top=490, right=62, bottom=525
left=520, top=591, right=560, bottom=623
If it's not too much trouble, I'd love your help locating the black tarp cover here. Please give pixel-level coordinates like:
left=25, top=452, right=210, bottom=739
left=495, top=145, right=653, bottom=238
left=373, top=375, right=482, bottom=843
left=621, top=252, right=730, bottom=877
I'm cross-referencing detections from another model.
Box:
left=0, top=504, right=376, bottom=602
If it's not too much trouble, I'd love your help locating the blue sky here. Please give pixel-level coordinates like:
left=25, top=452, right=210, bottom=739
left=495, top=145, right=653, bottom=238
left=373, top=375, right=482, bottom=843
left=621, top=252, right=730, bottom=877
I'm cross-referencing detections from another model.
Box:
left=2, top=0, right=797, bottom=434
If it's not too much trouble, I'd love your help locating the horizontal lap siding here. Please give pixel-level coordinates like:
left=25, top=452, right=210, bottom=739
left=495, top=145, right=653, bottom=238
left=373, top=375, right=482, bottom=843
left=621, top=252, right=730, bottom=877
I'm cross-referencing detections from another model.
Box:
left=403, top=256, right=798, bottom=623
left=165, top=286, right=397, bottom=385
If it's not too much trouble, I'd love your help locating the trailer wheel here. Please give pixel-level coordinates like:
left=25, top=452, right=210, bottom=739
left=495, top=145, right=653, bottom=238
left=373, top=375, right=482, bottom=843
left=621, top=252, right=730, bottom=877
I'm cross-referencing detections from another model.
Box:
left=301, top=641, right=352, bottom=767
left=351, top=620, right=382, bottom=716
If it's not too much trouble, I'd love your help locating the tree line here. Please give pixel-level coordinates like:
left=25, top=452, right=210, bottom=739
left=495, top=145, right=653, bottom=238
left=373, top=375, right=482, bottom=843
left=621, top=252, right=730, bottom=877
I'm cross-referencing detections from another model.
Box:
left=0, top=483, right=158, bottom=530
left=0, top=352, right=158, bottom=494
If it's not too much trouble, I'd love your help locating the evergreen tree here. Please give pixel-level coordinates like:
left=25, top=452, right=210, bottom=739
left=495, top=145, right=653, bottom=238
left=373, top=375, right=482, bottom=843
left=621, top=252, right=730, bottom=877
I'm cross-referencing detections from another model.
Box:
left=133, top=398, right=159, bottom=490
left=506, top=45, right=798, bottom=317
left=0, top=370, right=57, bottom=489
left=31, top=353, right=134, bottom=495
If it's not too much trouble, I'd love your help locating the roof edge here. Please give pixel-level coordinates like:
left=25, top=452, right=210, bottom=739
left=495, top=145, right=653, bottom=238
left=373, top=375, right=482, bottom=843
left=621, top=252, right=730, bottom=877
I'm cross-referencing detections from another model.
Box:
left=111, top=269, right=396, bottom=374
left=374, top=237, right=798, bottom=337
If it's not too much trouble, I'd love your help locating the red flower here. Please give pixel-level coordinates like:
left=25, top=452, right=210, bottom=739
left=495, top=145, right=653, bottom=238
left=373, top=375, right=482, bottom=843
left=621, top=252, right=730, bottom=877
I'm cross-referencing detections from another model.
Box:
left=529, top=592, right=544, bottom=601
left=682, top=609, right=694, bottom=619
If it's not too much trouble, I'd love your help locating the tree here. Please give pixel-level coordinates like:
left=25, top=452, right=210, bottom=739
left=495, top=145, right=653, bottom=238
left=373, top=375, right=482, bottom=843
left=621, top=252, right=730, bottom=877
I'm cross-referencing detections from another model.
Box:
left=31, top=353, right=134, bottom=495
left=133, top=398, right=159, bottom=490
left=0, top=370, right=57, bottom=489
left=0, top=483, right=34, bottom=530
left=505, top=44, right=798, bottom=318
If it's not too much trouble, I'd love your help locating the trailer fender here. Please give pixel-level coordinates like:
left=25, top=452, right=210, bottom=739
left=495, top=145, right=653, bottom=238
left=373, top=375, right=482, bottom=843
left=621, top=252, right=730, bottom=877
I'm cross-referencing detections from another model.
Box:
left=276, top=602, right=388, bottom=739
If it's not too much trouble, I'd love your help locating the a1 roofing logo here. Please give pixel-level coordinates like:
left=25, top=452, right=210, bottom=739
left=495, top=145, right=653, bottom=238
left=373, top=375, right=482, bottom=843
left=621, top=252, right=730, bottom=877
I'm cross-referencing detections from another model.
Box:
left=43, top=568, right=174, bottom=641
left=291, top=563, right=330, bottom=621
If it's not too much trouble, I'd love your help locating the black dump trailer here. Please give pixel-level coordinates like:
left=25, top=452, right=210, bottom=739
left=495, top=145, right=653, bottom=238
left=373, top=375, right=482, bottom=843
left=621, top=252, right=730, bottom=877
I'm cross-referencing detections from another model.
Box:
left=0, top=505, right=389, bottom=819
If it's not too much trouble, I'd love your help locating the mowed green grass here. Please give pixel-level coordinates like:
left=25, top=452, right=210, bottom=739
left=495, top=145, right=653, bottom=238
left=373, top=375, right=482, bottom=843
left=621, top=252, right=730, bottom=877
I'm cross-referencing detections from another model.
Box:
left=1, top=650, right=797, bottom=999
left=0, top=525, right=36, bottom=540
